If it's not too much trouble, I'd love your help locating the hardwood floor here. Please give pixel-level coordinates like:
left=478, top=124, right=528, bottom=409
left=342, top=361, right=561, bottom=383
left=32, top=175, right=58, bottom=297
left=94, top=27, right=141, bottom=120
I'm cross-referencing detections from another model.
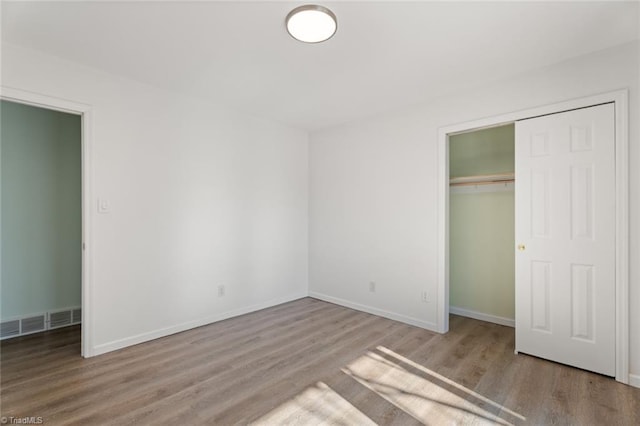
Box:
left=1, top=298, right=638, bottom=425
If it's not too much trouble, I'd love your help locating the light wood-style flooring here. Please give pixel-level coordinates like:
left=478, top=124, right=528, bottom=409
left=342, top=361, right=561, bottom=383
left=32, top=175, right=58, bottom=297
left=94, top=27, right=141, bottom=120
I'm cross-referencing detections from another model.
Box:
left=1, top=298, right=638, bottom=425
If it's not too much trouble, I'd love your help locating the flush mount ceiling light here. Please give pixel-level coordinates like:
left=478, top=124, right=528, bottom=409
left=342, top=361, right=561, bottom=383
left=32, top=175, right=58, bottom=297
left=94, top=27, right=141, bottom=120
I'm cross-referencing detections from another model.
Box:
left=286, top=5, right=337, bottom=43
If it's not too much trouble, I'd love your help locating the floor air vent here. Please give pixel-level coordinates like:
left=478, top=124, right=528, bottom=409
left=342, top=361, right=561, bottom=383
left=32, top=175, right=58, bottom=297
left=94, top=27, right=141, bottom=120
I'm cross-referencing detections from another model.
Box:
left=21, top=315, right=46, bottom=334
left=1, top=306, right=81, bottom=340
left=49, top=310, right=72, bottom=329
left=1, top=320, right=20, bottom=339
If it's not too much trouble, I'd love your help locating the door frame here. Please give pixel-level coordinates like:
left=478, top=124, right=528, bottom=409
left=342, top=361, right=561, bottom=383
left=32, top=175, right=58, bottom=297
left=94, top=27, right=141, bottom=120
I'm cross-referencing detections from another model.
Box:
left=436, top=90, right=629, bottom=384
left=1, top=86, right=94, bottom=358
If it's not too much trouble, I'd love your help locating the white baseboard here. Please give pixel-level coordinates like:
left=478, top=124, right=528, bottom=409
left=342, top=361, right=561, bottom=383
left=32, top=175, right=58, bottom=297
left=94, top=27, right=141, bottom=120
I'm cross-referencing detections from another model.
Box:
left=629, top=374, right=640, bottom=389
left=449, top=306, right=515, bottom=328
left=308, top=291, right=439, bottom=332
left=91, top=291, right=308, bottom=357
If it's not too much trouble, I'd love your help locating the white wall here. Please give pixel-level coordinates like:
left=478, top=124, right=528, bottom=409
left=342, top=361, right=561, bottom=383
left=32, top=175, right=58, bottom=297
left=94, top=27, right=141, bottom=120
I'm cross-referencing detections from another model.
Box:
left=1, top=43, right=309, bottom=355
left=309, top=41, right=640, bottom=380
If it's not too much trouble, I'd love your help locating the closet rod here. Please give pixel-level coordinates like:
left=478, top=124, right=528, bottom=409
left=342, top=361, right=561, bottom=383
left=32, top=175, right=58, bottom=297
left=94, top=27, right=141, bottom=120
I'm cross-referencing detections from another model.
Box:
left=449, top=172, right=515, bottom=186
left=450, top=179, right=514, bottom=187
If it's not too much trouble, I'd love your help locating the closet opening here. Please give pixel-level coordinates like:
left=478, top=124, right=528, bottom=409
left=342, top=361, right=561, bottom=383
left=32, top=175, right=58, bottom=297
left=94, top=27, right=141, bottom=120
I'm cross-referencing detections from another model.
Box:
left=448, top=123, right=516, bottom=328
left=437, top=90, right=628, bottom=382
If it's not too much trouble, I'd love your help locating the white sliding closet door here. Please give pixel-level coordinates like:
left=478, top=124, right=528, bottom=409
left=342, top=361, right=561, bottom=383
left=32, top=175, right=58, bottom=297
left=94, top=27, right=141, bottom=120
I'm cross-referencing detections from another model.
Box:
left=515, top=103, right=615, bottom=376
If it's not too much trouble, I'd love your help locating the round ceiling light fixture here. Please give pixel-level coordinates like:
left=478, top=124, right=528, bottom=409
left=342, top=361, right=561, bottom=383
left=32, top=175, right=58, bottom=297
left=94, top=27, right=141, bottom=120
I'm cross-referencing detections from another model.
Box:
left=286, top=5, right=337, bottom=43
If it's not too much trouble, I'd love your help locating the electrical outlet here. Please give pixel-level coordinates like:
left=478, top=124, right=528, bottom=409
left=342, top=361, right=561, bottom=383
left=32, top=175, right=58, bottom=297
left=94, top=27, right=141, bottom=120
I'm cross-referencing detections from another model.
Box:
left=218, top=284, right=226, bottom=297
left=421, top=290, right=429, bottom=303
left=369, top=281, right=376, bottom=293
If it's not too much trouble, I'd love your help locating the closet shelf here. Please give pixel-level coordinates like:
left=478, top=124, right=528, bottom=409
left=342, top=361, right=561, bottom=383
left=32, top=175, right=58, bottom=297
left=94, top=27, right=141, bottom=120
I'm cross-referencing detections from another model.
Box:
left=449, top=172, right=514, bottom=187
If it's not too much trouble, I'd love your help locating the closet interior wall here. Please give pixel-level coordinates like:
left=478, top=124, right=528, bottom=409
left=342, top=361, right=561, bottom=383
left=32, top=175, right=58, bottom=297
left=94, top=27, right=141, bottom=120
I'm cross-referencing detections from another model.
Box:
left=449, top=124, right=515, bottom=325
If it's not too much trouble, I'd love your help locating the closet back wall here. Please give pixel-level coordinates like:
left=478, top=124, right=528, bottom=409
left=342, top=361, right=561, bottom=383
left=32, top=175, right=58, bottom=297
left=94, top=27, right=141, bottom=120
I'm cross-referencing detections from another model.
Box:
left=449, top=125, right=515, bottom=321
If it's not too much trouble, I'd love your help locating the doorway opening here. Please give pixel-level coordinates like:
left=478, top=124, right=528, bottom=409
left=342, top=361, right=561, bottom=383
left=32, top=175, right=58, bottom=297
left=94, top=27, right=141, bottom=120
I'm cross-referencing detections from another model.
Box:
left=0, top=88, right=93, bottom=357
left=1, top=100, right=82, bottom=350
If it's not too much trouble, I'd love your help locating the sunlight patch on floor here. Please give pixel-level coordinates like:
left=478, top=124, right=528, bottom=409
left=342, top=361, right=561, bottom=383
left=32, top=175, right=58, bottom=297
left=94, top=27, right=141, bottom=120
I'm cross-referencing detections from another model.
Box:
left=251, top=381, right=376, bottom=425
left=342, top=346, right=525, bottom=425
left=376, top=346, right=525, bottom=421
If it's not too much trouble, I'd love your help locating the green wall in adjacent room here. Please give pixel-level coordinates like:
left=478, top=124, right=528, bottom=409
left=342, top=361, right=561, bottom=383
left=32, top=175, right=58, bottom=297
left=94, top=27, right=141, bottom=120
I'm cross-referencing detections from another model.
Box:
left=449, top=124, right=515, bottom=320
left=1, top=100, right=81, bottom=321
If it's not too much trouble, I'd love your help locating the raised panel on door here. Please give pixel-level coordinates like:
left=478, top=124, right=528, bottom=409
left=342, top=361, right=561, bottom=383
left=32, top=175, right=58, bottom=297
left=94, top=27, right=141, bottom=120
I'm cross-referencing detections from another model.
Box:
left=530, top=261, right=551, bottom=332
left=515, top=103, right=615, bottom=376
left=530, top=170, right=550, bottom=239
left=570, top=263, right=595, bottom=342
left=570, top=165, right=594, bottom=241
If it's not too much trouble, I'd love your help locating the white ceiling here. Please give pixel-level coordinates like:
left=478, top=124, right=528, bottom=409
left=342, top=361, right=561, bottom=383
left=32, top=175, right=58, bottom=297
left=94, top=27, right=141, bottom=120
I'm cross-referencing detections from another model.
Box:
left=2, top=1, right=638, bottom=131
